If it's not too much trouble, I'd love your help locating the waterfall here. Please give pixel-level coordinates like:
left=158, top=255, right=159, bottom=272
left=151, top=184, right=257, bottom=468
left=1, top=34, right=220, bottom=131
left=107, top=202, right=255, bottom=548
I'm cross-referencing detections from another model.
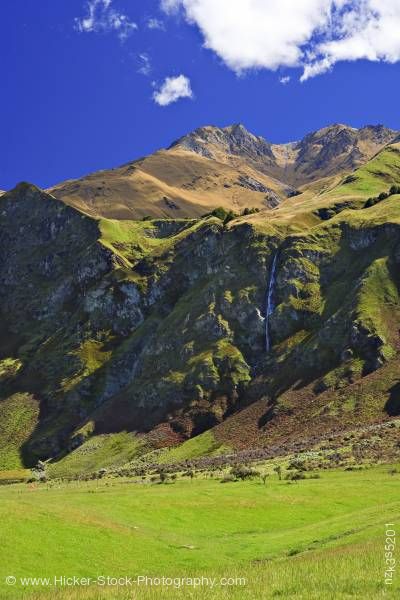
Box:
left=265, top=253, right=278, bottom=352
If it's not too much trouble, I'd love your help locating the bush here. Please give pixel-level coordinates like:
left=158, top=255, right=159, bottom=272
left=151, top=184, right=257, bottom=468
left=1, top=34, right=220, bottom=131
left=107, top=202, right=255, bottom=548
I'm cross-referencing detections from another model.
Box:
left=220, top=474, right=236, bottom=483
left=287, top=459, right=307, bottom=471
left=204, top=207, right=231, bottom=221
left=285, top=470, right=306, bottom=481
left=365, top=198, right=376, bottom=208
left=241, top=207, right=260, bottom=216
left=223, top=210, right=236, bottom=225
left=230, top=465, right=259, bottom=480
left=364, top=184, right=400, bottom=209
left=158, top=469, right=168, bottom=484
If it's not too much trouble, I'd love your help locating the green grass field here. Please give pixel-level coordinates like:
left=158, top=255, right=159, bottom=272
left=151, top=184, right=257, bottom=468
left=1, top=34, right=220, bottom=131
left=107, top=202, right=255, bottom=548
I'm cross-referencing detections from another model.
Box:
left=0, top=464, right=399, bottom=599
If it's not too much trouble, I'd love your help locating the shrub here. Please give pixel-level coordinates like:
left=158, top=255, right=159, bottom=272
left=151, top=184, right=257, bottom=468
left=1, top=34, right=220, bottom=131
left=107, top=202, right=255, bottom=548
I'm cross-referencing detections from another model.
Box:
left=205, top=207, right=231, bottom=221
left=365, top=198, right=376, bottom=208
left=364, top=184, right=400, bottom=209
left=230, top=465, right=259, bottom=480
left=158, top=469, right=168, bottom=484
left=342, top=174, right=358, bottom=185
left=285, top=471, right=306, bottom=481
left=223, top=210, right=236, bottom=225
left=242, top=207, right=260, bottom=216
left=220, top=474, right=236, bottom=483
left=287, top=459, right=307, bottom=471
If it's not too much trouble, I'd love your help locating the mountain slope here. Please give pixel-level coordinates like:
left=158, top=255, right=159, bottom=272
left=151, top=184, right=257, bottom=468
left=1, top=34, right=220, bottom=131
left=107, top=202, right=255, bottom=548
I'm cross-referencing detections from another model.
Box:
left=172, top=123, right=398, bottom=185
left=283, top=123, right=398, bottom=185
left=48, top=123, right=399, bottom=220
left=2, top=155, right=400, bottom=472
left=49, top=147, right=289, bottom=220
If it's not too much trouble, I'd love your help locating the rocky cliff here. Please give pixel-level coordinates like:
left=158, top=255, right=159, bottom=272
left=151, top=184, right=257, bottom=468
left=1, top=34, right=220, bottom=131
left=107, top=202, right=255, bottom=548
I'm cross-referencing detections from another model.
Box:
left=1, top=156, right=400, bottom=470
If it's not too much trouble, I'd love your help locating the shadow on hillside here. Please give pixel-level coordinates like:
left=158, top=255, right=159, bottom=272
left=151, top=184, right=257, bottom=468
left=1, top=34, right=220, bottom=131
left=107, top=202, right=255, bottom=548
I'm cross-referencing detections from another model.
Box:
left=385, top=382, right=400, bottom=416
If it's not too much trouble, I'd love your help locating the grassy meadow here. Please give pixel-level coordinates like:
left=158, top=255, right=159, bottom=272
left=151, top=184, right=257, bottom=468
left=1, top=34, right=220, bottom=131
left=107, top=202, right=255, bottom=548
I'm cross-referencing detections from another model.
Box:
left=0, top=464, right=399, bottom=599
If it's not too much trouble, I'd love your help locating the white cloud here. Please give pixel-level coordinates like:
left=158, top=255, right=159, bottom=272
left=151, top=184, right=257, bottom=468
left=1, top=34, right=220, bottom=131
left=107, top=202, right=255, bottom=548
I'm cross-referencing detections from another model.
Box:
left=301, top=57, right=333, bottom=81
left=161, top=0, right=332, bottom=72
left=138, top=53, right=152, bottom=76
left=147, top=17, right=165, bottom=30
left=302, top=0, right=400, bottom=80
left=161, top=0, right=181, bottom=11
left=161, top=0, right=400, bottom=80
left=75, top=0, right=137, bottom=41
left=153, top=75, right=193, bottom=106
left=279, top=76, right=291, bottom=85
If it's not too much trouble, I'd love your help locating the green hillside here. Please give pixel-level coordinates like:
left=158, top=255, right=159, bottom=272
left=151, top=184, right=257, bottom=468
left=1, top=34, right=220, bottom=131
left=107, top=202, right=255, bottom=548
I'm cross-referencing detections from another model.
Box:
left=1, top=143, right=400, bottom=476
left=0, top=464, right=399, bottom=599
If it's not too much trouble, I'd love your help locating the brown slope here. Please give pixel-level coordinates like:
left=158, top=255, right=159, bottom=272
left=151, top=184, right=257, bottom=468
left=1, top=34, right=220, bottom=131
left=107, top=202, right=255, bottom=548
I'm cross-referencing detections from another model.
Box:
left=49, top=147, right=291, bottom=220
left=49, top=123, right=399, bottom=220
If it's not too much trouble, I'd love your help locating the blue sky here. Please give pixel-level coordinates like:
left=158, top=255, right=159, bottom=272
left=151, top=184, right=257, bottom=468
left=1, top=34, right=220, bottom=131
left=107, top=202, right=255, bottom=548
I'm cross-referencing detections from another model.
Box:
left=2, top=0, right=400, bottom=190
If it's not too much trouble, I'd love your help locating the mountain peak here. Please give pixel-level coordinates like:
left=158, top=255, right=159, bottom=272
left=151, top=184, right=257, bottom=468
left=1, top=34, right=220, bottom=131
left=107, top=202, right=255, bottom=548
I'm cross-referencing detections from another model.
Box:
left=49, top=121, right=400, bottom=220
left=2, top=182, right=48, bottom=204
left=169, top=123, right=275, bottom=164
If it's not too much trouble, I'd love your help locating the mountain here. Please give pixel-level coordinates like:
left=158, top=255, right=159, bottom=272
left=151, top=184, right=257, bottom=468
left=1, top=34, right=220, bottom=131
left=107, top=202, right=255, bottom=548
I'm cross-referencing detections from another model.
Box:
left=49, top=146, right=289, bottom=220
left=169, top=123, right=277, bottom=172
left=169, top=123, right=398, bottom=182
left=1, top=131, right=400, bottom=474
left=279, top=123, right=398, bottom=185
left=49, top=123, right=399, bottom=220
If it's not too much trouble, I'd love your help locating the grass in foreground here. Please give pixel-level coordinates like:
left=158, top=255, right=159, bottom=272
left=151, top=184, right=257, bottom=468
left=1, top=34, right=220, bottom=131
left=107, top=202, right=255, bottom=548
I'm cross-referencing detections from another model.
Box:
left=0, top=464, right=399, bottom=599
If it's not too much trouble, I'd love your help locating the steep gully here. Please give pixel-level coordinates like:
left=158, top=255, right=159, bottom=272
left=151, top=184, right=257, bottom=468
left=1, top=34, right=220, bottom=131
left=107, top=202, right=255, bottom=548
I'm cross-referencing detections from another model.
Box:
left=265, top=253, right=278, bottom=352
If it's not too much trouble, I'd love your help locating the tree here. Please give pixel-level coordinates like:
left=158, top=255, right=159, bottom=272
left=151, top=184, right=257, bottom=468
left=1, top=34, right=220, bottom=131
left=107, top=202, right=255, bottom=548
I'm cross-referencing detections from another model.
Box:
left=287, top=471, right=306, bottom=482
left=158, top=469, right=168, bottom=484
left=389, top=185, right=400, bottom=196
left=230, top=465, right=259, bottom=480
left=223, top=210, right=236, bottom=226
